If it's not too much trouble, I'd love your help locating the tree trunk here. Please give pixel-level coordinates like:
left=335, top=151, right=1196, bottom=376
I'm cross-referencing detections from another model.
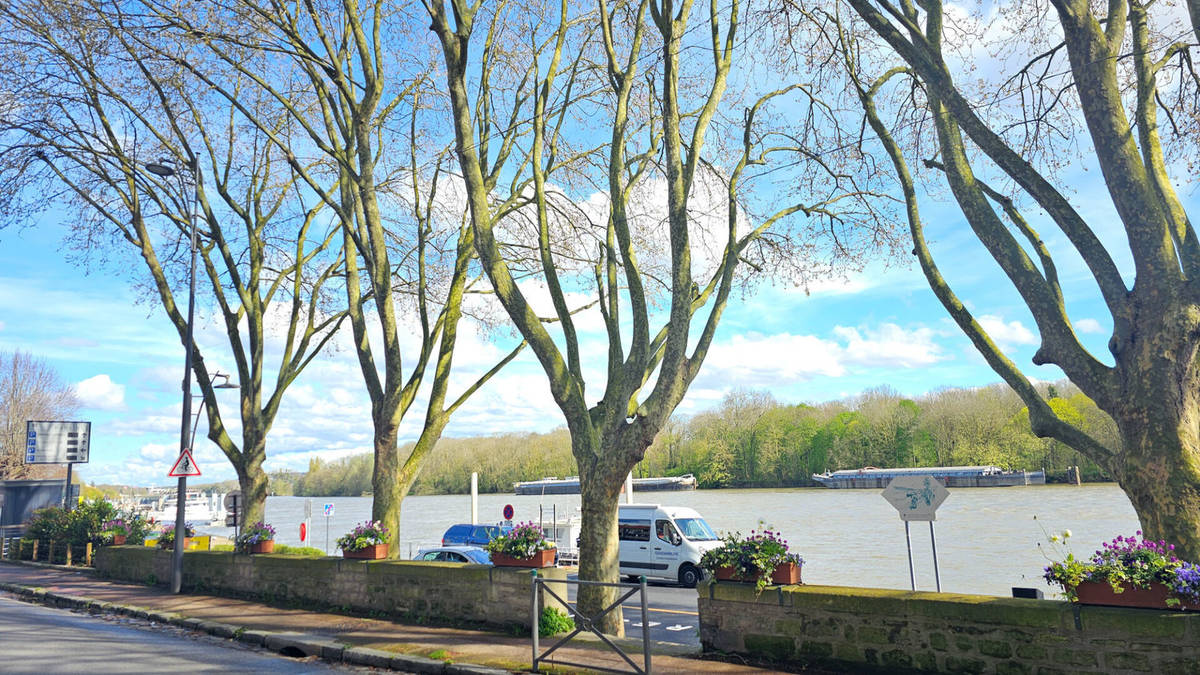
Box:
left=371, top=420, right=401, bottom=558
left=576, top=447, right=626, bottom=637
left=236, top=451, right=268, bottom=527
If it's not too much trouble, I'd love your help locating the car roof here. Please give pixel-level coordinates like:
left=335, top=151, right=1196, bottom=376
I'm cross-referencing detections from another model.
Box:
left=418, top=545, right=488, bottom=553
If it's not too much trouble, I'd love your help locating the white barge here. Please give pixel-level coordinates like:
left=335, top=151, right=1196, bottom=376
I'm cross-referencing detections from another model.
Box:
left=514, top=474, right=697, bottom=495
left=811, top=466, right=1046, bottom=489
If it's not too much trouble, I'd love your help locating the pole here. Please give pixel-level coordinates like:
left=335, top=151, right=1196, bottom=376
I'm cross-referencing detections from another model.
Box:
left=929, top=520, right=942, bottom=592
left=904, top=520, right=916, bottom=591
left=62, top=463, right=73, bottom=510
left=325, top=514, right=330, bottom=555
left=172, top=161, right=200, bottom=595
left=531, top=570, right=540, bottom=672
left=471, top=472, right=478, bottom=524
left=625, top=472, right=634, bottom=504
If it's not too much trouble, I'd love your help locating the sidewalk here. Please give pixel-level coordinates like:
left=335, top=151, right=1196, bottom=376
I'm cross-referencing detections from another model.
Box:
left=0, top=561, right=773, bottom=674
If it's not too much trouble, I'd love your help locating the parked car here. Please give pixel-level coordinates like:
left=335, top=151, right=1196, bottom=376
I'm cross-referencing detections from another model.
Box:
left=440, top=523, right=512, bottom=547
left=414, top=545, right=492, bottom=565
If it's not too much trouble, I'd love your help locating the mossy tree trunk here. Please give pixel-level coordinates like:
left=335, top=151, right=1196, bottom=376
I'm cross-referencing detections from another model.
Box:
left=840, top=0, right=1200, bottom=557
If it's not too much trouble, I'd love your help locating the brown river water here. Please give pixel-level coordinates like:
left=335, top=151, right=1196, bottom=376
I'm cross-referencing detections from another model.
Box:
left=202, top=483, right=1138, bottom=599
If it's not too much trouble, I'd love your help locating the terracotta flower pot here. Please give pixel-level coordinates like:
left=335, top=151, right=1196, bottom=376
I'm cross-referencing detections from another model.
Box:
left=249, top=540, right=274, bottom=554
left=714, top=562, right=802, bottom=585
left=1074, top=581, right=1200, bottom=610
left=343, top=543, right=388, bottom=560
left=491, top=548, right=556, bottom=568
left=111, top=535, right=126, bottom=546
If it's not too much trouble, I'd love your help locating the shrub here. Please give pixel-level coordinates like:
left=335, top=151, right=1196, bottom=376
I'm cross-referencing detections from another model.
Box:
left=1043, top=530, right=1200, bottom=606
left=539, top=607, right=575, bottom=637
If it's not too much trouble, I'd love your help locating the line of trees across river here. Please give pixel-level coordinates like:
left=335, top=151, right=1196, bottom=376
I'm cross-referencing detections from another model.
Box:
left=244, top=381, right=1115, bottom=498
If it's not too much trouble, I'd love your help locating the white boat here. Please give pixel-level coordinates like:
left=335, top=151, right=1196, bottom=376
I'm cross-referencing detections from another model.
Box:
left=514, top=474, right=698, bottom=495
left=143, top=491, right=226, bottom=526
left=811, top=466, right=1046, bottom=489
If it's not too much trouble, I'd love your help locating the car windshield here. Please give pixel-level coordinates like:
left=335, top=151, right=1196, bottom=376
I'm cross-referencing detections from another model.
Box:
left=674, top=518, right=718, bottom=541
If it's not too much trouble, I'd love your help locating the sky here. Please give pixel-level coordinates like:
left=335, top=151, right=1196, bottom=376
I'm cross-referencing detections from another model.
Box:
left=4, top=0, right=1192, bottom=489
left=0, top=177, right=1127, bottom=489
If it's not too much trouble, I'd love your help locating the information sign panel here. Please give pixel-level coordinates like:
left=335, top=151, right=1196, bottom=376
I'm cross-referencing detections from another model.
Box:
left=25, top=421, right=91, bottom=464
left=882, top=475, right=949, bottom=522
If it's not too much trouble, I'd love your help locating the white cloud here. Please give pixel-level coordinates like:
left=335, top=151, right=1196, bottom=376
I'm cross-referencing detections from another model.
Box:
left=977, top=315, right=1037, bottom=349
left=1075, top=318, right=1104, bottom=334
left=74, top=374, right=126, bottom=411
left=705, top=333, right=847, bottom=382
left=834, top=323, right=946, bottom=368
left=0, top=320, right=6, bottom=331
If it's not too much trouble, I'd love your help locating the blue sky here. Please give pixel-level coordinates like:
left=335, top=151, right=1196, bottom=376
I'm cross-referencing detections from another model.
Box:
left=0, top=175, right=1127, bottom=488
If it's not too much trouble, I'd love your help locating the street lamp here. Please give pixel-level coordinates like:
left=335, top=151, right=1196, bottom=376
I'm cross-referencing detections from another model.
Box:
left=146, top=157, right=203, bottom=594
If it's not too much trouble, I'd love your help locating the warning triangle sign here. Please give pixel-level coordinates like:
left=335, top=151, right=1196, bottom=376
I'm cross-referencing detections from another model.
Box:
left=168, top=449, right=202, bottom=477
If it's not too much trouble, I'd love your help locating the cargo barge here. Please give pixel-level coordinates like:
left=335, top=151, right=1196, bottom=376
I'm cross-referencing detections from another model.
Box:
left=514, top=474, right=697, bottom=495
left=811, top=465, right=1045, bottom=489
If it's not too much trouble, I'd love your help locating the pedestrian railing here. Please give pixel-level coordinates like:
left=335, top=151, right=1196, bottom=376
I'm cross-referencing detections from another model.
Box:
left=531, top=572, right=651, bottom=674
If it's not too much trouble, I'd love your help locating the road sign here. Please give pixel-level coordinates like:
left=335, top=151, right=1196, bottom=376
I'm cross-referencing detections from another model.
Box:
left=882, top=475, right=949, bottom=522
left=168, top=449, right=202, bottom=477
left=503, top=504, right=514, bottom=520
left=323, top=503, right=334, bottom=517
left=25, top=421, right=91, bottom=464
left=223, top=491, right=242, bottom=511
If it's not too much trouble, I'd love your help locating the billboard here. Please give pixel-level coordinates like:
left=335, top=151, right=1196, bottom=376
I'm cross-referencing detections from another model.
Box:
left=25, top=421, right=91, bottom=464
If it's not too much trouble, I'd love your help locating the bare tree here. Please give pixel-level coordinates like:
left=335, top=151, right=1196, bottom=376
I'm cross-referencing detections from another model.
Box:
left=818, top=0, right=1200, bottom=555
left=0, top=0, right=347, bottom=522
left=0, top=352, right=79, bottom=479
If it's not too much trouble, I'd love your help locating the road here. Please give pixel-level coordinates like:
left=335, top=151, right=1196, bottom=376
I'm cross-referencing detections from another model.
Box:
left=559, top=576, right=701, bottom=646
left=0, top=594, right=366, bottom=674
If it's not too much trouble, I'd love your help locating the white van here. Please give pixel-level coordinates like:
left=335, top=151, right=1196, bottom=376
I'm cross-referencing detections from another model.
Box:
left=617, top=503, right=721, bottom=587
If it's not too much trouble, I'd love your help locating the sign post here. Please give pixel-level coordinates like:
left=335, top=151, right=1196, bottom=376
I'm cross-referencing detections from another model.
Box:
left=324, top=503, right=334, bottom=554
left=882, top=476, right=949, bottom=591
left=223, top=491, right=242, bottom=539
left=26, top=421, right=91, bottom=510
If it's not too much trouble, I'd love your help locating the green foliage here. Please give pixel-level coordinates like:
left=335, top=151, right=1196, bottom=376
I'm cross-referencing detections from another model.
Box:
left=539, top=607, right=575, bottom=637
left=699, top=528, right=803, bottom=592
left=285, top=381, right=1117, bottom=497
left=485, top=523, right=554, bottom=559
left=24, top=499, right=121, bottom=546
left=273, top=544, right=325, bottom=557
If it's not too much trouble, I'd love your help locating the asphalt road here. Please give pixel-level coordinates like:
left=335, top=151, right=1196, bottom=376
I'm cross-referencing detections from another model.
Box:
left=560, top=576, right=702, bottom=646
left=0, top=594, right=366, bottom=674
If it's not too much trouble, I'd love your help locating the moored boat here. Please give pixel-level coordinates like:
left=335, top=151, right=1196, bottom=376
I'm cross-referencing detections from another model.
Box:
left=514, top=474, right=697, bottom=495
left=811, top=465, right=1046, bottom=489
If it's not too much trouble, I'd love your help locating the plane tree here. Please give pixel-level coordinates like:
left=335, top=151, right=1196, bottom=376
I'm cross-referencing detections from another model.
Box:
left=140, top=0, right=527, bottom=551
left=426, top=0, right=895, bottom=632
left=0, top=0, right=346, bottom=522
left=812, top=0, right=1200, bottom=556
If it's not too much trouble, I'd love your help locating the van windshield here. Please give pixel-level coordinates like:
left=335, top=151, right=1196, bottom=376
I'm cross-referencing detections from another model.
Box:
left=674, top=518, right=717, bottom=541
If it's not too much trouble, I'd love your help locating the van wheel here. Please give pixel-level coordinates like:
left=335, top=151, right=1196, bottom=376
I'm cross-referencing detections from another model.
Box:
left=678, top=564, right=701, bottom=588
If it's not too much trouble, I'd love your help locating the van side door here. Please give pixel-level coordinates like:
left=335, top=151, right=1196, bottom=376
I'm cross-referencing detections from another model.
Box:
left=617, top=515, right=653, bottom=575
left=654, top=519, right=683, bottom=574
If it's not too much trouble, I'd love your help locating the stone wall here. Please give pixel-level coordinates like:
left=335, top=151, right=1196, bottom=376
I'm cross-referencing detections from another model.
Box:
left=95, top=546, right=566, bottom=630
left=698, top=581, right=1200, bottom=674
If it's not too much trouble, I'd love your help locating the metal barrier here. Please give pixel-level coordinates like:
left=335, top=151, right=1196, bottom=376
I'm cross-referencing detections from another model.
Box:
left=531, top=571, right=651, bottom=674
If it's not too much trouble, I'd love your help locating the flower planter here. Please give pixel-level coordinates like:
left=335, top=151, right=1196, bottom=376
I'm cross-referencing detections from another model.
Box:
left=249, top=540, right=275, bottom=554
left=491, top=549, right=556, bottom=568
left=343, top=543, right=389, bottom=560
left=1074, top=581, right=1200, bottom=611
left=111, top=535, right=126, bottom=546
left=714, top=562, right=802, bottom=585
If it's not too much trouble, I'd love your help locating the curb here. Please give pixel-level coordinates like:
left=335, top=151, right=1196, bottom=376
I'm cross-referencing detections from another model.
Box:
left=0, top=581, right=514, bottom=674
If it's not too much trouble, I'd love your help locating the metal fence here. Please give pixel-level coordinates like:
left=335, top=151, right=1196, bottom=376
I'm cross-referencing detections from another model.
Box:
left=531, top=572, right=651, bottom=674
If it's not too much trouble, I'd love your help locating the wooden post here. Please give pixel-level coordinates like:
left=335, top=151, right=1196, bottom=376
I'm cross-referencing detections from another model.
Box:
left=66, top=543, right=72, bottom=566
left=48, top=541, right=54, bottom=563
left=85, top=542, right=93, bottom=566
left=32, top=539, right=39, bottom=561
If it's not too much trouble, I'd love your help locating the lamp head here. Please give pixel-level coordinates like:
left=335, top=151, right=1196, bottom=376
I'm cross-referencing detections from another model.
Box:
left=146, top=159, right=175, bottom=177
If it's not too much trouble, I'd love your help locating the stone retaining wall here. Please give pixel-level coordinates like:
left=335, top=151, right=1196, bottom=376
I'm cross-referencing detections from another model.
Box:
left=95, top=546, right=566, bottom=630
left=698, top=582, right=1200, bottom=674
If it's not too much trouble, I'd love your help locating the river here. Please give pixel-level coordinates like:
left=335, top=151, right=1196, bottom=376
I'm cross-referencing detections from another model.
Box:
left=199, top=483, right=1138, bottom=599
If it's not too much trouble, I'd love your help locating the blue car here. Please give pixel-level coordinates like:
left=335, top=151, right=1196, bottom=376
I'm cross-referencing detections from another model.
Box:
left=441, top=523, right=512, bottom=547
left=414, top=546, right=492, bottom=565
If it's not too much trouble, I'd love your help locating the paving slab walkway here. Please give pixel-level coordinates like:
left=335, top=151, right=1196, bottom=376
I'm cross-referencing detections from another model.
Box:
left=0, top=562, right=776, bottom=674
